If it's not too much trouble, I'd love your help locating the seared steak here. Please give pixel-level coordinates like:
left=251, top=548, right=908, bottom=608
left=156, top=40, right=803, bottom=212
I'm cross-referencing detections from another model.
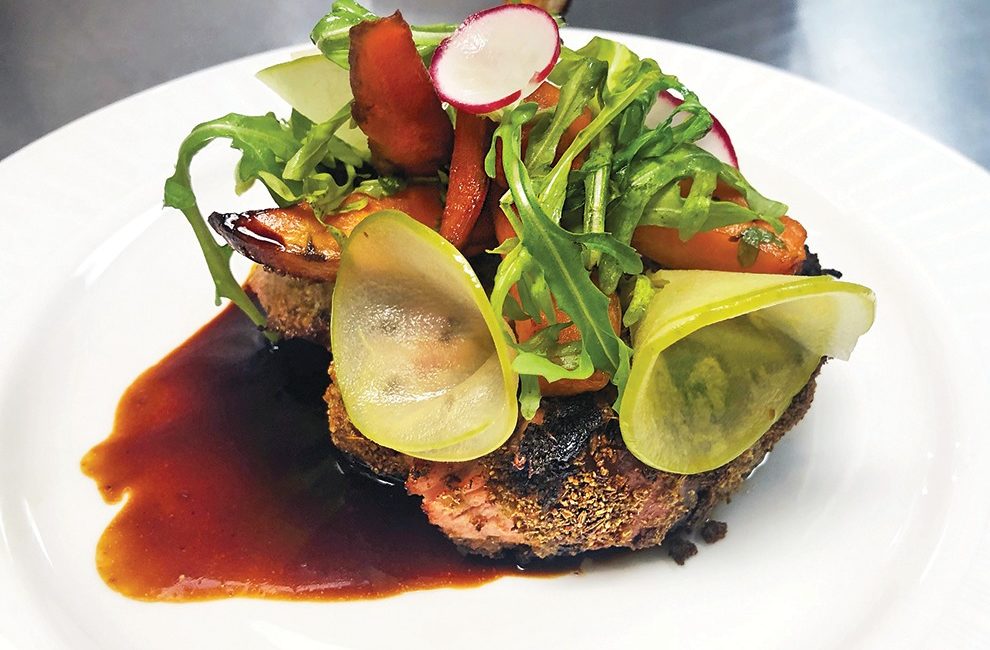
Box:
left=248, top=268, right=821, bottom=560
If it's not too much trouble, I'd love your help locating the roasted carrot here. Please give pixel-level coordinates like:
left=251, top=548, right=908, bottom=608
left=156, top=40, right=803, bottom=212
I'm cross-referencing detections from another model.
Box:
left=460, top=203, right=498, bottom=258
left=513, top=294, right=622, bottom=396
left=439, top=111, right=494, bottom=249
left=632, top=180, right=807, bottom=274
left=349, top=13, right=454, bottom=176
left=209, top=185, right=443, bottom=282
left=632, top=216, right=807, bottom=274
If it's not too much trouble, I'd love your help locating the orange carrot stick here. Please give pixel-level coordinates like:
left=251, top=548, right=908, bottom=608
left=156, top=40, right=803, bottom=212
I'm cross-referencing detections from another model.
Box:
left=349, top=13, right=453, bottom=176
left=209, top=186, right=443, bottom=282
left=439, top=111, right=494, bottom=249
left=632, top=216, right=807, bottom=275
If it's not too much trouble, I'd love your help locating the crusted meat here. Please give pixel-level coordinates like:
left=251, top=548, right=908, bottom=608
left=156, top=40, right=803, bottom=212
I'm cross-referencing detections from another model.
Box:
left=246, top=268, right=334, bottom=347
left=251, top=265, right=823, bottom=560
left=327, top=363, right=820, bottom=560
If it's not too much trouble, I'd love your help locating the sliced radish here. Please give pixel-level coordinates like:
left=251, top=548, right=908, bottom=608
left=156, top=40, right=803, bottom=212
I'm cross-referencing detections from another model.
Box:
left=430, top=5, right=560, bottom=114
left=646, top=91, right=738, bottom=167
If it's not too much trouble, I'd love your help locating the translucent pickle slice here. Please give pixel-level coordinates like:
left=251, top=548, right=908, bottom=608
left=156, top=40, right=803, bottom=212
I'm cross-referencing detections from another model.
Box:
left=331, top=211, right=519, bottom=461
left=620, top=271, right=876, bottom=474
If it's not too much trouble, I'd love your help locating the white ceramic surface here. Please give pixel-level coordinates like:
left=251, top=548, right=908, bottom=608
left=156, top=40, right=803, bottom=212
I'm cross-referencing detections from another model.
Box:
left=2, top=28, right=990, bottom=650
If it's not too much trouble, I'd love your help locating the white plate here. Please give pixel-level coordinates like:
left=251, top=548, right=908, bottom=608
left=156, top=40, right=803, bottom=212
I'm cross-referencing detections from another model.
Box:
left=2, top=28, right=990, bottom=650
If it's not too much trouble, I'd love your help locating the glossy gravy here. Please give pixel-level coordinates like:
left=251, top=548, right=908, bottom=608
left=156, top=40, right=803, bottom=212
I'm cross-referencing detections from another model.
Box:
left=82, top=305, right=566, bottom=601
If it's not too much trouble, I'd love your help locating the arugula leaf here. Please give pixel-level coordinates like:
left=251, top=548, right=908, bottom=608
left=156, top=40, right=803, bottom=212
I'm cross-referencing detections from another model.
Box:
left=518, top=375, right=542, bottom=420
left=736, top=226, right=785, bottom=268
left=525, top=57, right=606, bottom=179
left=164, top=113, right=303, bottom=333
left=619, top=273, right=656, bottom=327
left=494, top=104, right=635, bottom=381
left=597, top=144, right=788, bottom=293
left=283, top=103, right=357, bottom=180
left=353, top=175, right=407, bottom=199
left=539, top=58, right=668, bottom=221
left=568, top=37, right=642, bottom=100
left=311, top=0, right=455, bottom=68
left=512, top=323, right=595, bottom=382
left=309, top=0, right=377, bottom=67
left=580, top=126, right=615, bottom=268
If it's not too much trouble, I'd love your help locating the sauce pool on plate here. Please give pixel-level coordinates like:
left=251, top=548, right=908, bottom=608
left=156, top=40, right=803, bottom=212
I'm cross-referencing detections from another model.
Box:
left=81, top=304, right=571, bottom=601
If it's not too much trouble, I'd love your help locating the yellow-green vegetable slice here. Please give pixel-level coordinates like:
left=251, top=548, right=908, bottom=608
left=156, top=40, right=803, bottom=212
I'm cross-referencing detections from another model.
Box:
left=620, top=270, right=875, bottom=474
left=331, top=211, right=519, bottom=461
left=255, top=54, right=367, bottom=151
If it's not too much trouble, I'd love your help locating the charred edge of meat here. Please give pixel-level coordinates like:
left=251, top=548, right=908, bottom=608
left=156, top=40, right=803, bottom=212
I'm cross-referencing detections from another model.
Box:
left=506, top=393, right=613, bottom=507
left=799, top=245, right=842, bottom=278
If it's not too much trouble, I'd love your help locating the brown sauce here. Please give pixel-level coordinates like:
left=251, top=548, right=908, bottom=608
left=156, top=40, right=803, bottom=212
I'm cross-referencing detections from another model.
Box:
left=82, top=305, right=567, bottom=601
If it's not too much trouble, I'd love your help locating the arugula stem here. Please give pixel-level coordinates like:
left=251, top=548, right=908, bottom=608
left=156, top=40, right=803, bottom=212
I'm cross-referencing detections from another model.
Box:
left=539, top=71, right=663, bottom=220
left=582, top=127, right=615, bottom=268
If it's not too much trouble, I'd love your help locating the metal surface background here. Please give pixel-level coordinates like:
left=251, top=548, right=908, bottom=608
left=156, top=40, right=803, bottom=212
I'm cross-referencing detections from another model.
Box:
left=1, top=0, right=987, bottom=167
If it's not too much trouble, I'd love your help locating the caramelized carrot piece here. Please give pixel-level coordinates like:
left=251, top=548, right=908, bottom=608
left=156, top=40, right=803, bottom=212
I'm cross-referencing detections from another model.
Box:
left=439, top=111, right=494, bottom=249
left=349, top=13, right=454, bottom=176
left=460, top=202, right=498, bottom=258
left=376, top=184, right=445, bottom=229
left=633, top=181, right=807, bottom=274
left=209, top=185, right=443, bottom=282
left=514, top=294, right=622, bottom=396
left=632, top=216, right=807, bottom=275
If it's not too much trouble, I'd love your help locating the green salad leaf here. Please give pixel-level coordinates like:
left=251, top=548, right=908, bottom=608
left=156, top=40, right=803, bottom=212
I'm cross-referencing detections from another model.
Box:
left=311, top=0, right=456, bottom=68
left=164, top=113, right=302, bottom=332
left=164, top=105, right=366, bottom=331
left=492, top=104, right=638, bottom=386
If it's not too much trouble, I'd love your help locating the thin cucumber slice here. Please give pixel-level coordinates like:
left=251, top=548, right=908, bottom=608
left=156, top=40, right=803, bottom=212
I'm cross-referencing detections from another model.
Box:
left=620, top=270, right=875, bottom=474
left=331, top=211, right=519, bottom=461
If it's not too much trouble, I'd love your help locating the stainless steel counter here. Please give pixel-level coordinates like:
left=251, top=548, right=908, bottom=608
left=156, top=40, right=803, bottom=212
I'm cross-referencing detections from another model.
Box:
left=2, top=0, right=987, bottom=168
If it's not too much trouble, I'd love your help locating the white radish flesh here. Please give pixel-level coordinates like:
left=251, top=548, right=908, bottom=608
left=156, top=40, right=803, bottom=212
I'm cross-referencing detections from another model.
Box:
left=430, top=4, right=560, bottom=114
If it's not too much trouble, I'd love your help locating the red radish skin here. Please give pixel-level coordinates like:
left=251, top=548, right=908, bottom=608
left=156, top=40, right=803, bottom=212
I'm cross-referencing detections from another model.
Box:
left=648, top=91, right=738, bottom=167
left=430, top=5, right=560, bottom=114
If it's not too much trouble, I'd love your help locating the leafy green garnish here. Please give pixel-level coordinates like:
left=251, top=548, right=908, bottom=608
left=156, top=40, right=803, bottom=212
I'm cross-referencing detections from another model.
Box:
left=512, top=323, right=595, bottom=383
left=620, top=273, right=657, bottom=327
left=164, top=113, right=302, bottom=332
left=165, top=102, right=365, bottom=329
left=311, top=0, right=455, bottom=68
left=283, top=103, right=364, bottom=180
left=736, top=226, right=786, bottom=268
left=525, top=57, right=606, bottom=179
left=492, top=104, right=639, bottom=387
left=580, top=126, right=615, bottom=269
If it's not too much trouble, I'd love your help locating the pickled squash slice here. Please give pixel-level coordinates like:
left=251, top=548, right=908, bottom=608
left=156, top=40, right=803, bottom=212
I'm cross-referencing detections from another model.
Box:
left=331, top=211, right=519, bottom=461
left=619, top=270, right=875, bottom=474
